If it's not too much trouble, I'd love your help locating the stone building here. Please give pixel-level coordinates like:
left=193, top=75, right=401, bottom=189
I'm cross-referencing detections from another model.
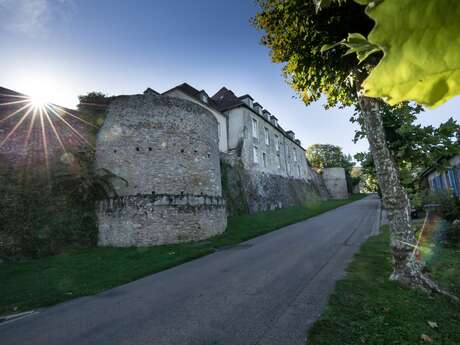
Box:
left=0, top=83, right=331, bottom=250
left=162, top=83, right=329, bottom=212
left=163, top=83, right=316, bottom=181
left=96, top=92, right=227, bottom=246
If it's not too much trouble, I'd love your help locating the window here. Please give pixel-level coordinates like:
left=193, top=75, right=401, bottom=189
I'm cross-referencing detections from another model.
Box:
left=264, top=127, right=269, bottom=145
left=293, top=149, right=297, bottom=162
left=448, top=169, right=458, bottom=195
left=298, top=165, right=301, bottom=177
left=277, top=154, right=281, bottom=169
left=274, top=135, right=279, bottom=151
left=252, top=118, right=258, bottom=138
left=253, top=146, right=258, bottom=163
left=263, top=152, right=267, bottom=168
left=217, top=122, right=221, bottom=143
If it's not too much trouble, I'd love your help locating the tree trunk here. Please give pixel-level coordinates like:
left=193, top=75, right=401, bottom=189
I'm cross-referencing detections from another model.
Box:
left=357, top=95, right=444, bottom=294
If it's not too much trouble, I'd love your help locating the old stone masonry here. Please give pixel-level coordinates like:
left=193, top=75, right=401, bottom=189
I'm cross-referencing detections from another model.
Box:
left=95, top=83, right=345, bottom=247
left=96, top=93, right=227, bottom=246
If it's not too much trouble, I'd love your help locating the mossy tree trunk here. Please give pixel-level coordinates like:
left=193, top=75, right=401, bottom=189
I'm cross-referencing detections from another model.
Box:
left=357, top=94, right=446, bottom=294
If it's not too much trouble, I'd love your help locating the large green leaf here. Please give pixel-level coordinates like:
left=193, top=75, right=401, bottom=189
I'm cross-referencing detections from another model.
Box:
left=362, top=0, right=460, bottom=108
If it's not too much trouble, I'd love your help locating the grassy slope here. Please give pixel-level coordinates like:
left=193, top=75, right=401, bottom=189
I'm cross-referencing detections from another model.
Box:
left=0, top=194, right=365, bottom=316
left=308, top=227, right=460, bottom=345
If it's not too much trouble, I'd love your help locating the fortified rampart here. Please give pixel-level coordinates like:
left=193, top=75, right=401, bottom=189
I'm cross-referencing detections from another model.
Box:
left=322, top=167, right=349, bottom=199
left=221, top=154, right=329, bottom=215
left=96, top=93, right=227, bottom=246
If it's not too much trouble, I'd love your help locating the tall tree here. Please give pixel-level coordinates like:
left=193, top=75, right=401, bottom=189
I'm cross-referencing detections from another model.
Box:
left=353, top=102, right=460, bottom=200
left=253, top=0, right=452, bottom=293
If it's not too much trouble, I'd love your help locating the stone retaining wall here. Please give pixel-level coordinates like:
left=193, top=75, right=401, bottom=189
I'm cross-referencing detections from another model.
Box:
left=98, top=194, right=226, bottom=246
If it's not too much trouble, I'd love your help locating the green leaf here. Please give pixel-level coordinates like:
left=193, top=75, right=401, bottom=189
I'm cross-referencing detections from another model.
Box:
left=342, top=33, right=381, bottom=63
left=321, top=33, right=381, bottom=64
left=313, top=0, right=346, bottom=11
left=361, top=0, right=460, bottom=108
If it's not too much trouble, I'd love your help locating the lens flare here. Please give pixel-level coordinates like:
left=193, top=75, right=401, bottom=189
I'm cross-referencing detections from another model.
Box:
left=30, top=94, right=49, bottom=109
left=0, top=89, right=95, bottom=181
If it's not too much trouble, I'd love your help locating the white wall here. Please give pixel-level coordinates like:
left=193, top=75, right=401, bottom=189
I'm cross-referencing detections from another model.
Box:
left=226, top=106, right=314, bottom=181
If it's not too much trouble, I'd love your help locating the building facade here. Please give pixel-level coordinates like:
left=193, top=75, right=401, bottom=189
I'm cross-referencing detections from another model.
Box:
left=162, top=83, right=315, bottom=183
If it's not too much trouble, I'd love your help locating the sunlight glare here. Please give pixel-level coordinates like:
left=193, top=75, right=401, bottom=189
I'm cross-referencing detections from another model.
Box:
left=30, top=93, right=49, bottom=109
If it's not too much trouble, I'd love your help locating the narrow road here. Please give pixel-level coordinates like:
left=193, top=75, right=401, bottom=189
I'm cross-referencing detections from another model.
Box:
left=0, top=196, right=380, bottom=345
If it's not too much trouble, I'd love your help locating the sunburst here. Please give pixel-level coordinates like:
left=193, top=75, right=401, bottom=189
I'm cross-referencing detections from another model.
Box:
left=0, top=90, right=96, bottom=180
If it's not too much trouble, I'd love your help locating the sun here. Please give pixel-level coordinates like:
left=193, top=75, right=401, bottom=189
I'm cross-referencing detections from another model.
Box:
left=29, top=93, right=50, bottom=109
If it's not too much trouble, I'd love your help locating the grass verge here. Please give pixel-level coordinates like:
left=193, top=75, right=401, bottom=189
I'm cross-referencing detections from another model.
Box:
left=0, top=194, right=365, bottom=316
left=307, top=226, right=460, bottom=345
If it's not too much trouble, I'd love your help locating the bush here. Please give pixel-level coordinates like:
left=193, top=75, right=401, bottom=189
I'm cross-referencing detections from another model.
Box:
left=0, top=182, right=98, bottom=260
left=446, top=222, right=460, bottom=246
left=423, top=192, right=460, bottom=221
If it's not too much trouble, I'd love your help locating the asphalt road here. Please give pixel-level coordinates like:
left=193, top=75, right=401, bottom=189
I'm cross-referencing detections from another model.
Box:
left=0, top=195, right=380, bottom=345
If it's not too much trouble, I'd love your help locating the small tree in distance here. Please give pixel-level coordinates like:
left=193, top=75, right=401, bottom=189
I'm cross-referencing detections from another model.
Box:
left=306, top=144, right=354, bottom=173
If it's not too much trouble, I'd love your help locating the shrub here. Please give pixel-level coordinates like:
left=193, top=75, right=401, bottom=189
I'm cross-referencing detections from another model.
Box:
left=446, top=221, right=460, bottom=247
left=423, top=192, right=460, bottom=221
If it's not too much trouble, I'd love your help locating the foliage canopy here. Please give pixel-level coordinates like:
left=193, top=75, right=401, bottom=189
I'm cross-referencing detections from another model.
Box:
left=254, top=0, right=375, bottom=107
left=306, top=144, right=354, bottom=172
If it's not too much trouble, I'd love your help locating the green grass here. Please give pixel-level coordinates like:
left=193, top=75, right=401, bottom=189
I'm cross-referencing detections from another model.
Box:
left=308, top=226, right=460, bottom=345
left=0, top=194, right=365, bottom=316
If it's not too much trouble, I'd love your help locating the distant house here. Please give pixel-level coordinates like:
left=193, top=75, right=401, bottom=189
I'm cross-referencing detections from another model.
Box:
left=421, top=152, right=460, bottom=197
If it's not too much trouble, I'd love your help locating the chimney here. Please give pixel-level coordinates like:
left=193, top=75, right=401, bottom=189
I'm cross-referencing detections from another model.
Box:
left=286, top=130, right=295, bottom=140
left=253, top=102, right=263, bottom=114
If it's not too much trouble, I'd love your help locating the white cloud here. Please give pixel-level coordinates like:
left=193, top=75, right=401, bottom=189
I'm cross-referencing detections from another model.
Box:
left=0, top=0, right=73, bottom=36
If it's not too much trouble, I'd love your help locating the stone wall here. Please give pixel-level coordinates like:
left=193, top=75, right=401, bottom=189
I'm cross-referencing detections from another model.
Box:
left=96, top=93, right=227, bottom=246
left=322, top=167, right=349, bottom=199
left=98, top=194, right=226, bottom=246
left=221, top=154, right=328, bottom=215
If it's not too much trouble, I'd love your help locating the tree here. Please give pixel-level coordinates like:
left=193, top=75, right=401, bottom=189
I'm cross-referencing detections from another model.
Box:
left=77, top=92, right=114, bottom=127
left=253, top=0, right=453, bottom=294
left=306, top=144, right=354, bottom=173
left=353, top=102, right=460, bottom=203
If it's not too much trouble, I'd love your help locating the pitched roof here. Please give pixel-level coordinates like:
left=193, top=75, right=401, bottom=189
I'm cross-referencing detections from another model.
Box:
left=211, top=86, right=304, bottom=150
left=211, top=87, right=244, bottom=112
left=163, top=82, right=219, bottom=109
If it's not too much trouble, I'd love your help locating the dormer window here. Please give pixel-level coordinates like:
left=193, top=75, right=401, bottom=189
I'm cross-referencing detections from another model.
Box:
left=240, top=94, right=254, bottom=108
left=199, top=91, right=209, bottom=103
left=253, top=102, right=263, bottom=115
left=262, top=110, right=271, bottom=120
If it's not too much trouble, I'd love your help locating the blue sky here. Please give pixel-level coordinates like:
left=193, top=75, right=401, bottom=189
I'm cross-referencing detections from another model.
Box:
left=1, top=0, right=458, bottom=157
